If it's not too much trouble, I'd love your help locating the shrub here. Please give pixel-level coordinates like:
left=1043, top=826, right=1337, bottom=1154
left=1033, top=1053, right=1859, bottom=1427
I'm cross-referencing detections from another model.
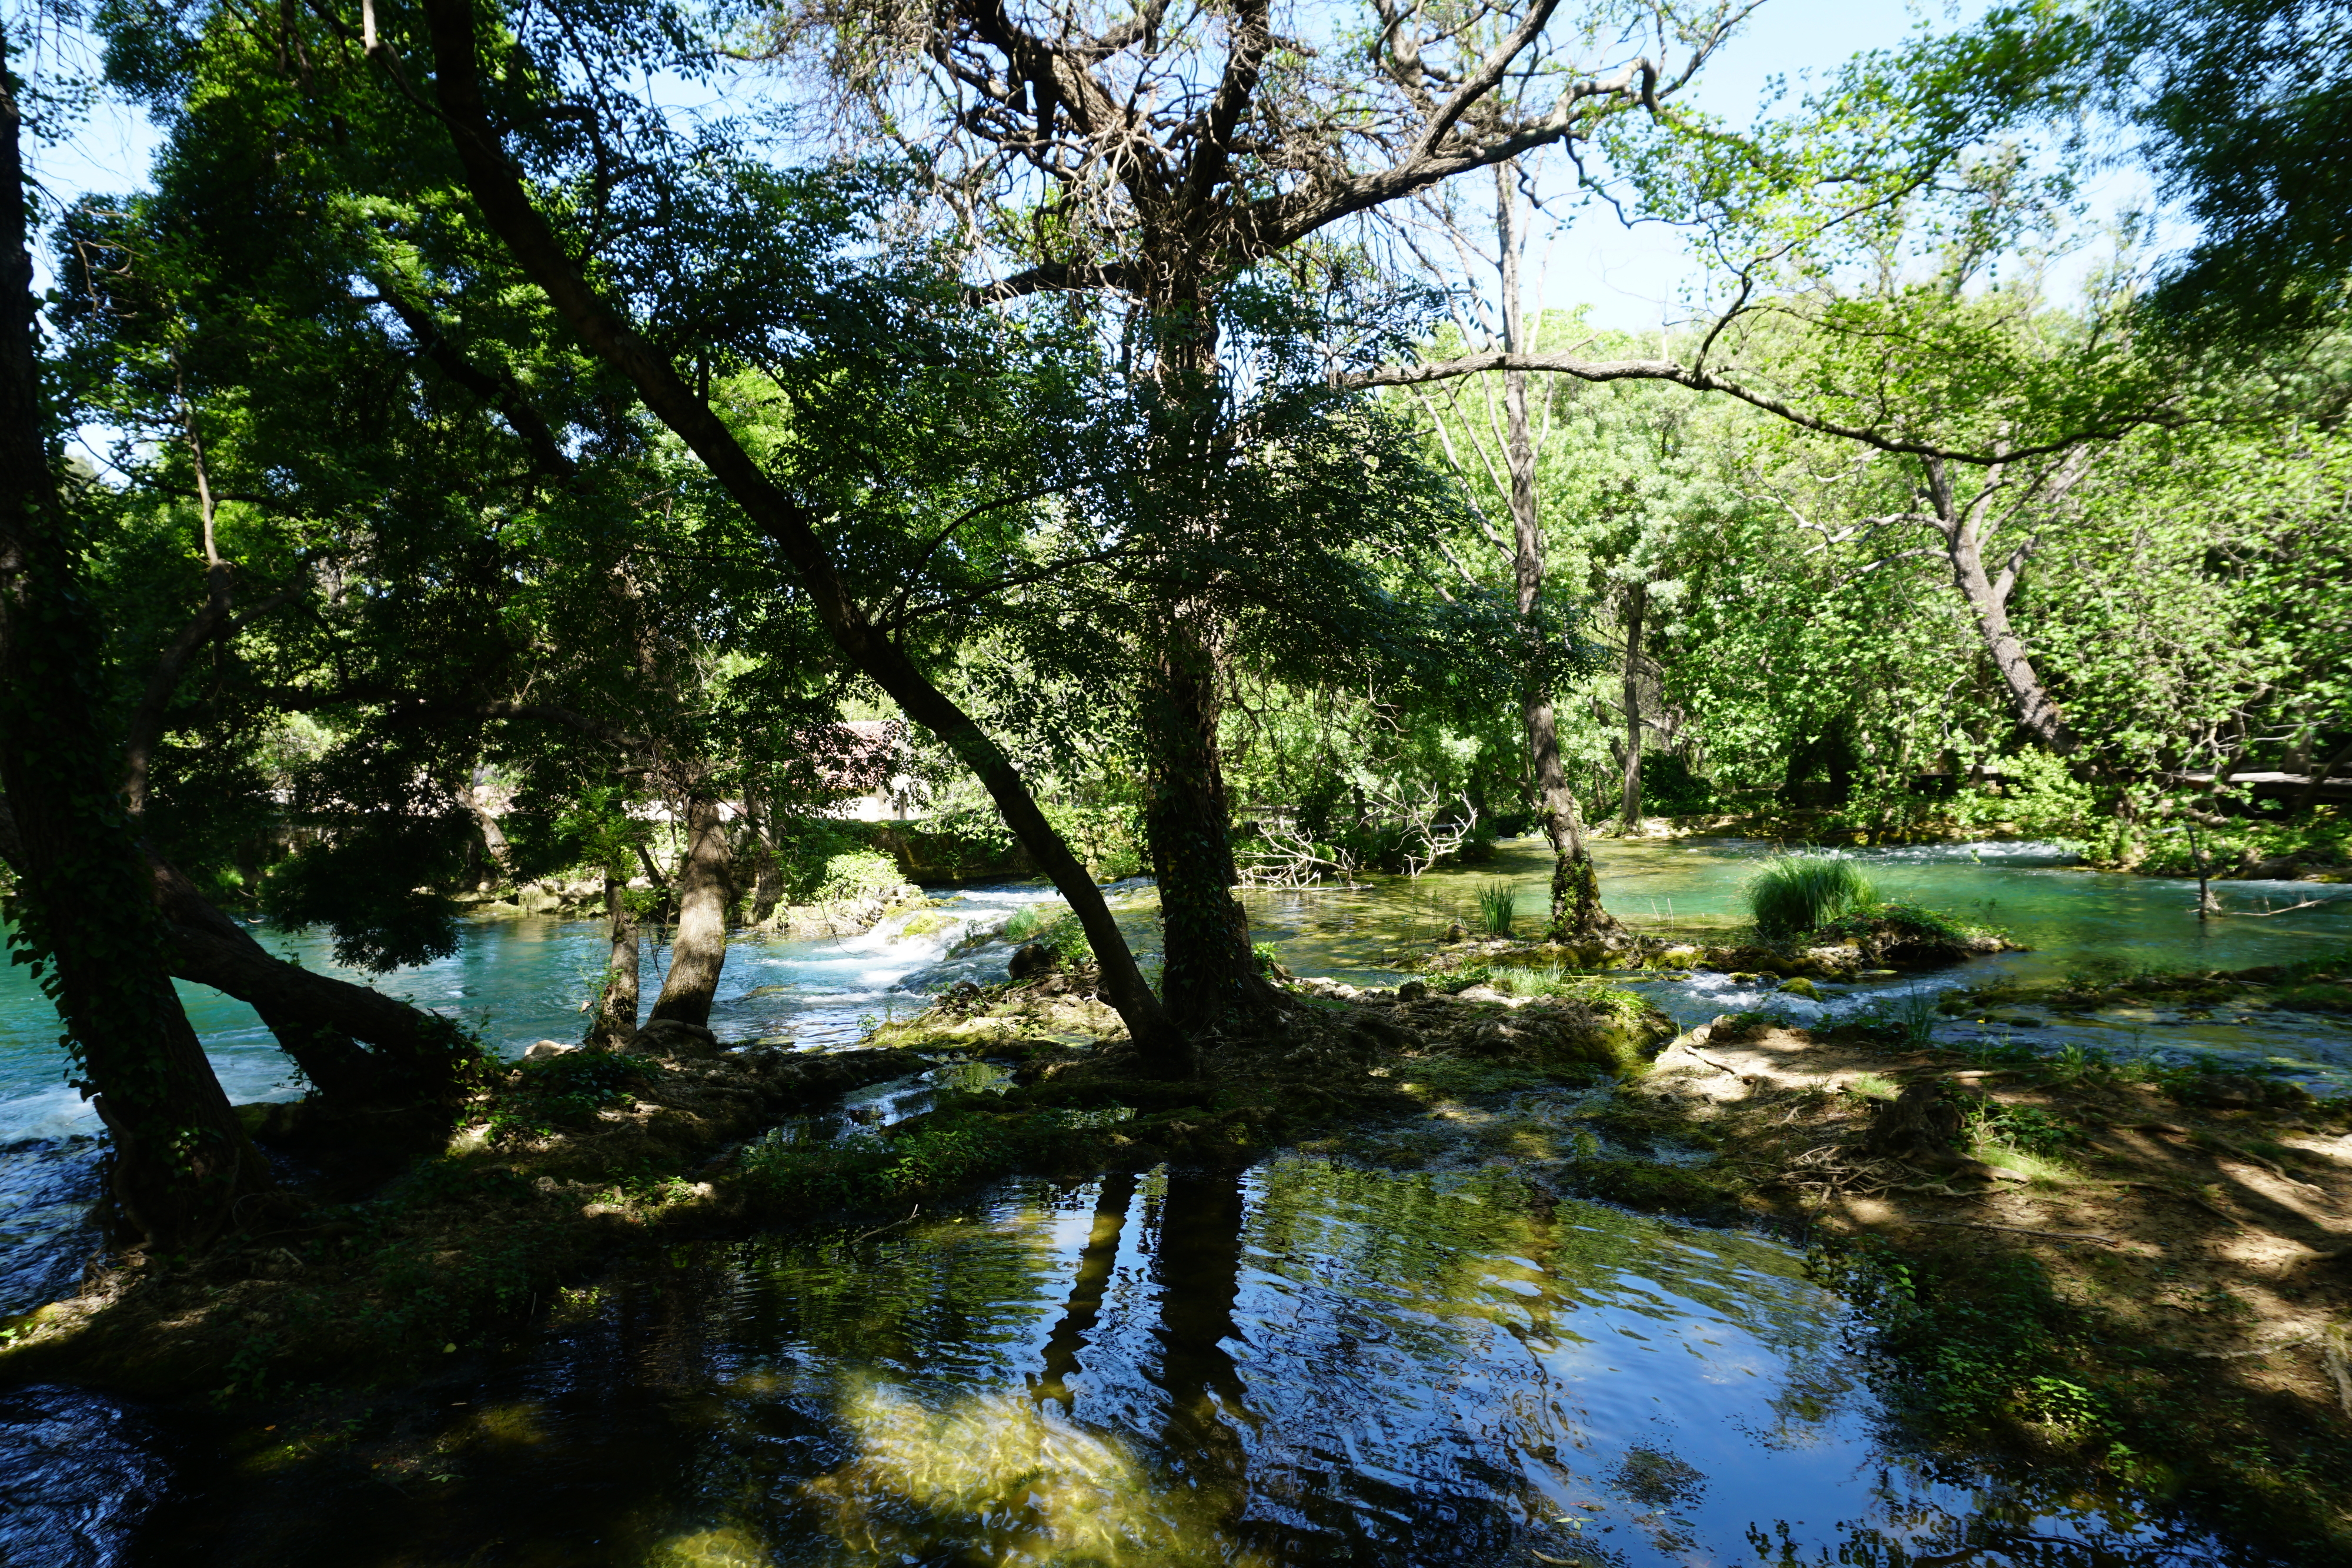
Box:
left=1475, top=880, right=1518, bottom=936
left=1746, top=855, right=1877, bottom=935
left=816, top=848, right=904, bottom=903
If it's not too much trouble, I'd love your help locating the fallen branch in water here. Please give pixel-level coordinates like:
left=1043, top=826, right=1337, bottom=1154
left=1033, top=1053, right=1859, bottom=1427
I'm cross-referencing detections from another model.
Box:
left=852, top=1203, right=921, bottom=1242
left=2238, top=898, right=2328, bottom=918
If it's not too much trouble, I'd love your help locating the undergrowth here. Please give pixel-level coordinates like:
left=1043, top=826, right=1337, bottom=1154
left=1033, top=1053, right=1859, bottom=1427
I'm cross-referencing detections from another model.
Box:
left=487, top=1052, right=656, bottom=1144
left=1810, top=1234, right=2352, bottom=1557
left=736, top=1105, right=1131, bottom=1211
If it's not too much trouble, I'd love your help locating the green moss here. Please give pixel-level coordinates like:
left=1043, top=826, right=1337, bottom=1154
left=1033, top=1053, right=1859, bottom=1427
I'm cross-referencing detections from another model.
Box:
left=735, top=1106, right=1123, bottom=1211
left=1563, top=1158, right=1727, bottom=1215
left=486, top=1052, right=655, bottom=1144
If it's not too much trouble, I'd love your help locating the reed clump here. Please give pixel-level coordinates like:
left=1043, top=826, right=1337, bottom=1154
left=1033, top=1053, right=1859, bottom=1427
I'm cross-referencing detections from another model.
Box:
left=1746, top=855, right=1877, bottom=935
left=1475, top=880, right=1517, bottom=937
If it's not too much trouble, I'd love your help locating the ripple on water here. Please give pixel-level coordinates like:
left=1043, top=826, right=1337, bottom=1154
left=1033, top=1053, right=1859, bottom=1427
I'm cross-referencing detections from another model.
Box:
left=0, top=1137, right=103, bottom=1320
left=136, top=1160, right=2259, bottom=1565
left=0, top=1385, right=172, bottom=1567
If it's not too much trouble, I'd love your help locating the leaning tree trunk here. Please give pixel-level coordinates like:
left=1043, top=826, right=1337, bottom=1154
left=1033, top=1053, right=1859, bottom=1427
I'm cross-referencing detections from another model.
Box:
left=584, top=871, right=642, bottom=1048
left=148, top=855, right=485, bottom=1112
left=0, top=58, right=268, bottom=1248
left=419, top=0, right=1185, bottom=1072
left=647, top=794, right=731, bottom=1029
left=1924, top=457, right=2079, bottom=756
left=1616, top=580, right=1646, bottom=834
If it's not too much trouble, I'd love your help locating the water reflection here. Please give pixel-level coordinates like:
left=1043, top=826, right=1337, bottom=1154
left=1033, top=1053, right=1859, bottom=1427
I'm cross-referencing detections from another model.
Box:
left=130, top=1161, right=2253, bottom=1565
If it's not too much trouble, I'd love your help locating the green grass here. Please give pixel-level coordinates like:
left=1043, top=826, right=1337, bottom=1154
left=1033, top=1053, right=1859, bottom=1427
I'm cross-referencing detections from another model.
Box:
left=1475, top=880, right=1517, bottom=937
left=1746, top=855, right=1877, bottom=935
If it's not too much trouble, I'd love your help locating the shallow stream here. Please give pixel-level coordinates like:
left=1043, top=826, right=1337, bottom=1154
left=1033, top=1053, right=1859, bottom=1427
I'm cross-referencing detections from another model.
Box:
left=2, top=837, right=2344, bottom=1564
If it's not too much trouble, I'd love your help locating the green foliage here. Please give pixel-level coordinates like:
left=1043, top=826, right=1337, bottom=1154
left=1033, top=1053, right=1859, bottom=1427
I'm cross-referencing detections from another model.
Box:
left=736, top=1107, right=1117, bottom=1209
left=1746, top=855, right=1877, bottom=935
left=814, top=849, right=903, bottom=904
left=1970, top=1101, right=2086, bottom=1161
left=981, top=904, right=1093, bottom=967
left=260, top=810, right=476, bottom=972
left=1474, top=880, right=1517, bottom=936
left=487, top=1052, right=655, bottom=1144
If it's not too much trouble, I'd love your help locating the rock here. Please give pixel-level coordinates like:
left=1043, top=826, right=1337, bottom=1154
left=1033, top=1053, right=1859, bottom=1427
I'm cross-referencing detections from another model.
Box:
left=1008, top=941, right=1058, bottom=980
left=1656, top=945, right=1701, bottom=967
left=623, top=1019, right=721, bottom=1061
left=523, top=1039, right=577, bottom=1062
left=1775, top=977, right=1822, bottom=1001
left=1396, top=979, right=1431, bottom=1002
left=1441, top=922, right=1468, bottom=944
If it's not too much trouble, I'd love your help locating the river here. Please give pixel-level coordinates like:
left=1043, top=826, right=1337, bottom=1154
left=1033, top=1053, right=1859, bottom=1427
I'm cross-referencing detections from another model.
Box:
left=2, top=837, right=2344, bottom=1565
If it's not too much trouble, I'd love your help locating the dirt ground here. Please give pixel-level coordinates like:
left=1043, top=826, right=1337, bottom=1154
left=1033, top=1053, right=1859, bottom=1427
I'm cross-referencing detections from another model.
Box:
left=1652, top=1022, right=2352, bottom=1392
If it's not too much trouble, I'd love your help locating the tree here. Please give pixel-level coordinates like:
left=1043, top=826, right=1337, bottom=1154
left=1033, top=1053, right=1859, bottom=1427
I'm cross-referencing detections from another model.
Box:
left=1359, top=6, right=2216, bottom=763
left=0, top=29, right=269, bottom=1247
left=764, top=0, right=1739, bottom=1012
left=2107, top=0, right=2352, bottom=340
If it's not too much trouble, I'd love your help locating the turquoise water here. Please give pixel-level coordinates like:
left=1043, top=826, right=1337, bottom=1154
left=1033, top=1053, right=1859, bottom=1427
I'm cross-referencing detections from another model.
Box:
left=6, top=838, right=2348, bottom=1146
left=2, top=841, right=2327, bottom=1565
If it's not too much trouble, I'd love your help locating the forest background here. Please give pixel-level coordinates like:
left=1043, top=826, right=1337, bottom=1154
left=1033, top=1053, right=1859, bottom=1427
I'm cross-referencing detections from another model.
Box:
left=1, top=0, right=2347, bottom=1242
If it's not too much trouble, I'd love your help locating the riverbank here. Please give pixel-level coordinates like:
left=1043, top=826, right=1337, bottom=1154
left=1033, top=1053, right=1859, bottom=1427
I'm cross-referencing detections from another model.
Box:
left=1606, top=810, right=2352, bottom=882
left=5, top=948, right=2348, bottom=1558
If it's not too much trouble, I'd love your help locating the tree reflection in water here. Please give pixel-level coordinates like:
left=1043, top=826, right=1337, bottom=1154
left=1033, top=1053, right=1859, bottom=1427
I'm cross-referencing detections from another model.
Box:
left=121, top=1158, right=2254, bottom=1566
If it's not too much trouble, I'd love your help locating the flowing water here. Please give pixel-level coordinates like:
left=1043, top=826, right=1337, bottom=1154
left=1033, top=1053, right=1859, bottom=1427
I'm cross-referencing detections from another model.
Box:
left=2, top=837, right=2344, bottom=1565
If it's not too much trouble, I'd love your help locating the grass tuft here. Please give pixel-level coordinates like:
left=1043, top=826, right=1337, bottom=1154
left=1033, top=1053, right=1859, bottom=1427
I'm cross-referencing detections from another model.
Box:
left=1746, top=854, right=1877, bottom=935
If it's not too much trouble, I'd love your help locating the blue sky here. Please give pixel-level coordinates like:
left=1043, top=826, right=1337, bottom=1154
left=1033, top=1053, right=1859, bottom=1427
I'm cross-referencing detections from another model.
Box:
left=28, top=0, right=2138, bottom=335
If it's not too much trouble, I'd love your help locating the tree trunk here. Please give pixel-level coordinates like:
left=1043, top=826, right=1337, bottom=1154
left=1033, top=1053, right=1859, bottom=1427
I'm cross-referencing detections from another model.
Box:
left=647, top=794, right=731, bottom=1029
left=1617, top=581, right=1646, bottom=834
left=149, top=855, right=485, bottom=1111
left=1493, top=165, right=1613, bottom=942
left=453, top=775, right=509, bottom=889
left=584, top=872, right=641, bottom=1048
left=0, top=58, right=268, bottom=1248
left=743, top=813, right=784, bottom=927
left=1925, top=458, right=2078, bottom=755
left=419, top=0, right=1185, bottom=1073
left=1144, top=620, right=1260, bottom=1032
